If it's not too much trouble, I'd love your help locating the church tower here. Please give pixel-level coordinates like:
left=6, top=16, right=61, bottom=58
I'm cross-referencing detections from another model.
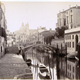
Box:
left=25, top=22, right=29, bottom=35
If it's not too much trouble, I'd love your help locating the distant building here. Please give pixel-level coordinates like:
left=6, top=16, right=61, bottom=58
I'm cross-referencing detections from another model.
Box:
left=6, top=30, right=16, bottom=47
left=14, top=22, right=29, bottom=46
left=37, top=26, right=47, bottom=33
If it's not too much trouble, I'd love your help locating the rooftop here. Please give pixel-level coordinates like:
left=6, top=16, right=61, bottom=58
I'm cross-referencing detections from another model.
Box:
left=58, top=6, right=80, bottom=14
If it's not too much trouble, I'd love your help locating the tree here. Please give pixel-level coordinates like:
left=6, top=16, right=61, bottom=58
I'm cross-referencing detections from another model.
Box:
left=41, top=30, right=55, bottom=45
left=44, top=33, right=54, bottom=45
left=55, top=26, right=68, bottom=38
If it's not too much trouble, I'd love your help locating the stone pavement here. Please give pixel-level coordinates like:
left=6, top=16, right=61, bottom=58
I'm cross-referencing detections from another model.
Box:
left=0, top=53, right=31, bottom=79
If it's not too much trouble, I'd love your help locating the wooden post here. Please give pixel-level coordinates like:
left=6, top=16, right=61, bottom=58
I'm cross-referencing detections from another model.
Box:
left=56, top=44, right=60, bottom=79
left=65, top=44, right=67, bottom=77
left=48, top=49, right=51, bottom=78
left=78, top=45, right=80, bottom=65
left=61, top=43, right=62, bottom=71
left=52, top=48, right=54, bottom=80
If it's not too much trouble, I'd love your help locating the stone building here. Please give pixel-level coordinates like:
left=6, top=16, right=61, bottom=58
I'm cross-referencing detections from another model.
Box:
left=0, top=2, right=7, bottom=58
left=14, top=23, right=29, bottom=46
left=56, top=5, right=80, bottom=79
left=56, top=5, right=80, bottom=53
left=56, top=10, right=66, bottom=28
left=64, top=6, right=80, bottom=53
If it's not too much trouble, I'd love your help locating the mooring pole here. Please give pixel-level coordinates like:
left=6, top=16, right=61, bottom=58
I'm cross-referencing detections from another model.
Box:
left=56, top=44, right=60, bottom=79
left=61, top=43, right=62, bottom=70
left=65, top=44, right=67, bottom=77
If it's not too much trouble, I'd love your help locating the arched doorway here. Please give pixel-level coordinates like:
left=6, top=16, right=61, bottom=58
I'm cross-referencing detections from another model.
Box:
left=75, top=35, right=78, bottom=51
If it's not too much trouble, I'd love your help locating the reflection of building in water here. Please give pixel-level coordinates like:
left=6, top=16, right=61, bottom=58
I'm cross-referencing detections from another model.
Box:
left=56, top=5, right=80, bottom=79
left=59, top=57, right=80, bottom=79
left=67, top=59, right=77, bottom=79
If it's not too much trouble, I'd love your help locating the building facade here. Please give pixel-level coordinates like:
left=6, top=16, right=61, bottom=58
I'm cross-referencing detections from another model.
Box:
left=57, top=6, right=80, bottom=53
left=64, top=6, right=80, bottom=53
left=56, top=10, right=66, bottom=28
left=14, top=23, right=29, bottom=46
left=56, top=5, right=80, bottom=29
left=51, top=38, right=65, bottom=49
left=0, top=2, right=7, bottom=58
left=59, top=58, right=77, bottom=79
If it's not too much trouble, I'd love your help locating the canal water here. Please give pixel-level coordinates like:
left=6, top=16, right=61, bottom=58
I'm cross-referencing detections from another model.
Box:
left=26, top=47, right=80, bottom=80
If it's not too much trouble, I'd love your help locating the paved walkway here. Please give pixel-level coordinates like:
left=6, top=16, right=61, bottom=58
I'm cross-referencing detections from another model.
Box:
left=0, top=53, right=30, bottom=79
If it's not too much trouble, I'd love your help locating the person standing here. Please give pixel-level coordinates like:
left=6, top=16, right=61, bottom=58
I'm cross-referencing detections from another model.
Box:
left=17, top=46, right=22, bottom=55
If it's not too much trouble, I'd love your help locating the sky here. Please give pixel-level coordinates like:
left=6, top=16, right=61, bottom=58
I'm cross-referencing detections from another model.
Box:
left=1, top=0, right=80, bottom=32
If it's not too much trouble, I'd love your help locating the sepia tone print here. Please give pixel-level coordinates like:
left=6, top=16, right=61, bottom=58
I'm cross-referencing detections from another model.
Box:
left=0, top=1, right=80, bottom=80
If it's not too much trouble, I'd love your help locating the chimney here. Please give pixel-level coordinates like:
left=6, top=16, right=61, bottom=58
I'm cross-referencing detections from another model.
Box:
left=40, top=26, right=42, bottom=29
left=59, top=10, right=61, bottom=13
left=76, top=4, right=78, bottom=8
left=69, top=5, right=71, bottom=8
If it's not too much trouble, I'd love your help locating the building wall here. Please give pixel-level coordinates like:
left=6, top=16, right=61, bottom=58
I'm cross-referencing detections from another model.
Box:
left=0, top=2, right=7, bottom=58
left=59, top=58, right=77, bottom=79
left=65, top=27, right=80, bottom=53
left=57, top=6, right=80, bottom=29
left=67, top=60, right=77, bottom=79
left=51, top=38, right=65, bottom=49
left=0, top=37, right=5, bottom=57
left=57, top=11, right=66, bottom=28
left=66, top=8, right=80, bottom=29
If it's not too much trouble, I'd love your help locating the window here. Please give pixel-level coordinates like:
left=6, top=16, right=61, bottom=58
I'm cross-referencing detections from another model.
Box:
left=71, top=24, right=73, bottom=28
left=72, top=42, right=74, bottom=48
left=73, top=67, right=74, bottom=72
left=68, top=64, right=69, bottom=69
left=73, top=75, right=74, bottom=79
left=72, top=35, right=74, bottom=39
left=70, top=65, right=71, bottom=71
left=67, top=16, right=68, bottom=24
left=60, top=18, right=61, bottom=26
left=64, top=18, right=66, bottom=26
left=68, top=42, right=69, bottom=47
left=71, top=15, right=72, bottom=23
left=67, top=72, right=69, bottom=76
left=70, top=35, right=71, bottom=39
left=70, top=73, right=71, bottom=78
left=70, top=42, right=71, bottom=47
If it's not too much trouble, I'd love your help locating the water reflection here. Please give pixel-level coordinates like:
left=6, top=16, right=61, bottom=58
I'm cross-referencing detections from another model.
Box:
left=26, top=46, right=80, bottom=80
left=59, top=57, right=80, bottom=79
left=36, top=51, right=80, bottom=79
